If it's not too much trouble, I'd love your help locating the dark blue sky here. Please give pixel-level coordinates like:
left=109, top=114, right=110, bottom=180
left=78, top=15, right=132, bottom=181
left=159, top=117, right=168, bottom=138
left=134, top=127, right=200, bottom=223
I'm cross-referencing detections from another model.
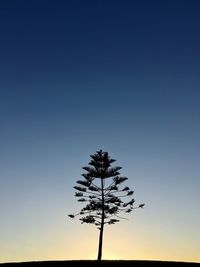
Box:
left=1, top=0, right=200, bottom=146
left=1, top=0, right=200, bottom=81
left=1, top=0, right=200, bottom=262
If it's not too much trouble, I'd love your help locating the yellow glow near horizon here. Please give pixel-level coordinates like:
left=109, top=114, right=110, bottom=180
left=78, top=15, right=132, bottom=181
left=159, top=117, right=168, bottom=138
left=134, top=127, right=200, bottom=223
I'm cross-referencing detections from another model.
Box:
left=103, top=252, right=123, bottom=260
left=1, top=197, right=200, bottom=264
left=87, top=251, right=120, bottom=261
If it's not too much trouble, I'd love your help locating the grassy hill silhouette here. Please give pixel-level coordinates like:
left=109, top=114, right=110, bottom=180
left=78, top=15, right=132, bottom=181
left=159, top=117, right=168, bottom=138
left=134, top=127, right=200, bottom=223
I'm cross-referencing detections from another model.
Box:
left=1, top=260, right=200, bottom=267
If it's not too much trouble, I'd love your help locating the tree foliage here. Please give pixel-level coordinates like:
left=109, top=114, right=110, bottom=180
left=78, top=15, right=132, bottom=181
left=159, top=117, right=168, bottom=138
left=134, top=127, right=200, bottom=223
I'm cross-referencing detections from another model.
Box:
left=68, top=150, right=144, bottom=260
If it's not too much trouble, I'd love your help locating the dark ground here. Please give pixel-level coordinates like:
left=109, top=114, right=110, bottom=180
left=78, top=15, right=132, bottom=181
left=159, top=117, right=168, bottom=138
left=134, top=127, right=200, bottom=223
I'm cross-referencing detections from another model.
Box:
left=0, top=261, right=200, bottom=267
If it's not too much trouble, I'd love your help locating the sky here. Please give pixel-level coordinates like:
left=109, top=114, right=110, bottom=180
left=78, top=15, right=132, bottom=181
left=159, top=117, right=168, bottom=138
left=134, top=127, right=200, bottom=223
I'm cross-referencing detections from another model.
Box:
left=0, top=0, right=200, bottom=263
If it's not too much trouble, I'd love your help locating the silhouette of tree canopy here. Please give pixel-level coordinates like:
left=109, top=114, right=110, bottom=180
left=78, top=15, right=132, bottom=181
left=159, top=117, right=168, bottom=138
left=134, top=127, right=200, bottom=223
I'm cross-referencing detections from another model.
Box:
left=68, top=149, right=144, bottom=260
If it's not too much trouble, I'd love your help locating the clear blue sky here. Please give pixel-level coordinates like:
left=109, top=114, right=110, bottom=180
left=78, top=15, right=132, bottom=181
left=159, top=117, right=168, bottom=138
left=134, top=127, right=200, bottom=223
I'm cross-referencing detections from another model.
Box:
left=0, top=0, right=200, bottom=263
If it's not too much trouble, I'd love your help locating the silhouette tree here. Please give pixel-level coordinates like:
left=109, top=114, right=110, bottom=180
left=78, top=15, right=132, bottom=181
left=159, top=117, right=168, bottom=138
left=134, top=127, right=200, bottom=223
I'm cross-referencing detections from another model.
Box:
left=68, top=150, right=144, bottom=261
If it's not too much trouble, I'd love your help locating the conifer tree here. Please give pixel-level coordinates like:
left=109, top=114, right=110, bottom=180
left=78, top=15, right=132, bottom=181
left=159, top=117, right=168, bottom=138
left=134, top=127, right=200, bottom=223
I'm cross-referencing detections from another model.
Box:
left=68, top=150, right=144, bottom=261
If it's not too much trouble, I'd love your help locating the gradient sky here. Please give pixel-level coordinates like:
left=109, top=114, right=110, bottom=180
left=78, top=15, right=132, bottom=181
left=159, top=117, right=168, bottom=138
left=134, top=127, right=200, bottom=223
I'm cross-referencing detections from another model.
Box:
left=0, top=0, right=200, bottom=263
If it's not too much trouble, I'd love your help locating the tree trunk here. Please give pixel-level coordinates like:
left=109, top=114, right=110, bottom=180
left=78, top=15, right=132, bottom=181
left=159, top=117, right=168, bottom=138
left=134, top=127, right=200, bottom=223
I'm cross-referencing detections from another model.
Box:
left=97, top=220, right=104, bottom=260
left=97, top=177, right=105, bottom=261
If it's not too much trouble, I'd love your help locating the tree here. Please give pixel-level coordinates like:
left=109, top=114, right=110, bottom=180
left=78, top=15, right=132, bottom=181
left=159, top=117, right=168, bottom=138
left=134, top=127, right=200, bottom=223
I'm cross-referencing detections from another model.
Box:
left=68, top=149, right=144, bottom=261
